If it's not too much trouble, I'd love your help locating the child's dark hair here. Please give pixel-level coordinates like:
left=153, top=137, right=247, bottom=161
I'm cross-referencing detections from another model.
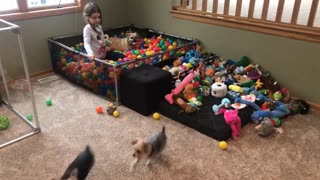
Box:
left=83, top=2, right=102, bottom=33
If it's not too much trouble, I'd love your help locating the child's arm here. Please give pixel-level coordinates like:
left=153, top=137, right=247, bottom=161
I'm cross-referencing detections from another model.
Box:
left=83, top=27, right=95, bottom=60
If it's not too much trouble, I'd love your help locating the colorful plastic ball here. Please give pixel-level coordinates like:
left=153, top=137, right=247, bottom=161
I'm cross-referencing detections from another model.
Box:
left=46, top=99, right=52, bottom=106
left=26, top=114, right=33, bottom=121
left=153, top=112, right=160, bottom=120
left=113, top=110, right=120, bottom=117
left=0, top=116, right=10, bottom=130
left=96, top=106, right=103, bottom=113
left=219, top=141, right=228, bottom=150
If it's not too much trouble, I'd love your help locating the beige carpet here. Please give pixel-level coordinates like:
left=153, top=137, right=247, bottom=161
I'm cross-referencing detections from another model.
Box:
left=0, top=75, right=320, bottom=180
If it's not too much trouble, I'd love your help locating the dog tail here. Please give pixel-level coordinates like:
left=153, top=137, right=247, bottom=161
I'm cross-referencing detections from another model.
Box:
left=162, top=126, right=165, bottom=134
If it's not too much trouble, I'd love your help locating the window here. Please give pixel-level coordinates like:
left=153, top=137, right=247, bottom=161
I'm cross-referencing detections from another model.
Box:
left=0, top=0, right=83, bottom=21
left=171, top=0, right=320, bottom=43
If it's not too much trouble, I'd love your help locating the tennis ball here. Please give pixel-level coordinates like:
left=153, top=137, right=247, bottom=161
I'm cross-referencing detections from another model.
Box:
left=113, top=110, right=120, bottom=117
left=219, top=141, right=228, bottom=150
left=153, top=112, right=160, bottom=120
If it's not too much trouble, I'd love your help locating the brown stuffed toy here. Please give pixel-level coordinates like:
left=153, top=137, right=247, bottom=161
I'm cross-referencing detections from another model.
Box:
left=106, top=103, right=117, bottom=115
left=173, top=57, right=182, bottom=67
left=182, top=84, right=198, bottom=100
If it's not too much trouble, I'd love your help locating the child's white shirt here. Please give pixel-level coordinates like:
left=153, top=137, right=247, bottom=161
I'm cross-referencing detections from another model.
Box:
left=83, top=24, right=106, bottom=59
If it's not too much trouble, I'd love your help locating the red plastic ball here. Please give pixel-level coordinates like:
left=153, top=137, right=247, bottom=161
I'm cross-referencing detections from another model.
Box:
left=96, top=106, right=103, bottom=113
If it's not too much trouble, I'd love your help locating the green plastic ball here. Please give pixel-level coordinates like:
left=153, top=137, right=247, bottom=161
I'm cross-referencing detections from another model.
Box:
left=0, top=116, right=10, bottom=130
left=46, top=99, right=52, bottom=106
left=26, top=114, right=33, bottom=121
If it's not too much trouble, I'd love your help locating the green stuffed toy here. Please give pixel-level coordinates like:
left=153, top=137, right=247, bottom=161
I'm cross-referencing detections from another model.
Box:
left=0, top=116, right=10, bottom=130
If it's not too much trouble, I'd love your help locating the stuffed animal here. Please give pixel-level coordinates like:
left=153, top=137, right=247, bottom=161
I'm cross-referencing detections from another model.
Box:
left=165, top=71, right=195, bottom=104
left=255, top=117, right=283, bottom=137
left=183, top=84, right=198, bottom=100
left=106, top=103, right=117, bottom=115
left=173, top=94, right=197, bottom=114
left=218, top=109, right=241, bottom=140
left=235, top=95, right=290, bottom=124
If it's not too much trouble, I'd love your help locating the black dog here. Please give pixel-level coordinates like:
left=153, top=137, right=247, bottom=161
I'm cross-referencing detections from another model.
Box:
left=60, top=145, right=95, bottom=180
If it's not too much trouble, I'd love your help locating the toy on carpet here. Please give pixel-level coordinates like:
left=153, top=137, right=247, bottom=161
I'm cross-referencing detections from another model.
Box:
left=153, top=112, right=160, bottom=120
left=96, top=106, right=103, bottom=113
left=26, top=114, right=33, bottom=121
left=172, top=94, right=197, bottom=114
left=211, top=82, right=227, bottom=98
left=212, top=98, right=231, bottom=114
left=273, top=88, right=291, bottom=103
left=106, top=103, right=117, bottom=115
left=255, top=79, right=263, bottom=90
left=0, top=116, right=10, bottom=130
left=287, top=99, right=310, bottom=115
left=235, top=97, right=290, bottom=124
left=259, top=75, right=280, bottom=93
left=219, top=141, right=228, bottom=150
left=46, top=99, right=52, bottom=106
left=182, top=84, right=203, bottom=107
left=228, top=84, right=243, bottom=93
left=113, top=110, right=120, bottom=117
left=235, top=56, right=250, bottom=67
left=255, top=117, right=283, bottom=137
left=217, top=109, right=241, bottom=140
left=165, top=71, right=195, bottom=104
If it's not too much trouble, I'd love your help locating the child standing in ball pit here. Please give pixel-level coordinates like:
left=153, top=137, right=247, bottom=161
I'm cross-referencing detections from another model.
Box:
left=83, top=2, right=125, bottom=61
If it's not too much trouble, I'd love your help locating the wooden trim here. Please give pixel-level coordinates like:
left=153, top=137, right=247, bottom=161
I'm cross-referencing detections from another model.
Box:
left=248, top=0, right=256, bottom=18
left=175, top=7, right=320, bottom=35
left=202, top=0, right=208, bottom=12
left=192, top=0, right=197, bottom=10
left=261, top=0, right=270, bottom=20
left=235, top=0, right=242, bottom=17
left=276, top=0, right=285, bottom=22
left=170, top=10, right=320, bottom=43
left=0, top=5, right=83, bottom=21
left=23, top=3, right=75, bottom=12
left=18, top=0, right=28, bottom=12
left=306, top=101, right=320, bottom=111
left=0, top=0, right=83, bottom=21
left=291, top=0, right=301, bottom=24
left=224, top=0, right=230, bottom=15
left=307, top=0, right=319, bottom=27
left=212, top=0, right=218, bottom=14
left=30, top=69, right=54, bottom=79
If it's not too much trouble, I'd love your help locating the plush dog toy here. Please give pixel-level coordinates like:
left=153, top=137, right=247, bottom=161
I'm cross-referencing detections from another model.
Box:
left=165, top=71, right=195, bottom=104
left=235, top=96, right=290, bottom=124
left=217, top=108, right=241, bottom=140
left=109, top=32, right=140, bottom=52
left=106, top=103, right=117, bottom=115
left=255, top=117, right=283, bottom=137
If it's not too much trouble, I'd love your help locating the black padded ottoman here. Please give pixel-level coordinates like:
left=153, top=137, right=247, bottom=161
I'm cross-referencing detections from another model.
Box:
left=120, top=65, right=172, bottom=116
left=158, top=96, right=254, bottom=141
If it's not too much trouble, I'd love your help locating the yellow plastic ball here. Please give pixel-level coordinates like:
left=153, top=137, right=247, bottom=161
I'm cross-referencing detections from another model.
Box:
left=113, top=110, right=120, bottom=117
left=219, top=141, right=228, bottom=150
left=153, top=112, right=160, bottom=120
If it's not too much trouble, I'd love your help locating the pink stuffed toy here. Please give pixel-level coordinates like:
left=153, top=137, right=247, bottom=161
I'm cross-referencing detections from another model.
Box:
left=165, top=71, right=195, bottom=104
left=218, top=109, right=241, bottom=140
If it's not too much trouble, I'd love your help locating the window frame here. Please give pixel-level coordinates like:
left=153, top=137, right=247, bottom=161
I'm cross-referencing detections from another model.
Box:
left=171, top=0, right=320, bottom=43
left=0, top=0, right=83, bottom=21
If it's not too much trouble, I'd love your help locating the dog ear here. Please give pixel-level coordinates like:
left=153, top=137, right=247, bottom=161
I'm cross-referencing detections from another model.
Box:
left=131, top=139, right=138, bottom=145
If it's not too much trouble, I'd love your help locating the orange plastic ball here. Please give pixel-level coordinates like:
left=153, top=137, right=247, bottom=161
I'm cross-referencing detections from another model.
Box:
left=96, top=106, right=103, bottom=113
